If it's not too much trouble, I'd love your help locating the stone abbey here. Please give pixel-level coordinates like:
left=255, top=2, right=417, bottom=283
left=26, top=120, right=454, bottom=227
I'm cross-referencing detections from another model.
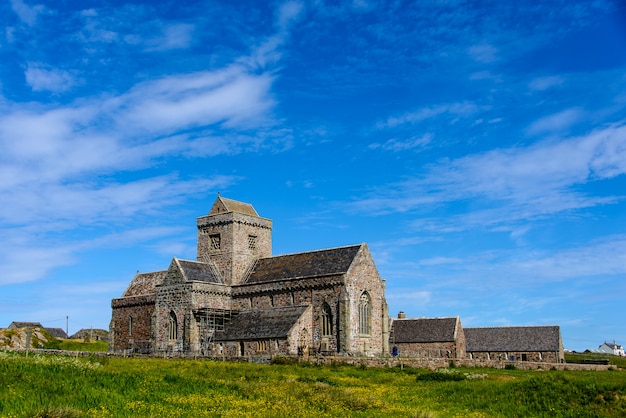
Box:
left=110, top=196, right=390, bottom=357
left=110, top=195, right=563, bottom=363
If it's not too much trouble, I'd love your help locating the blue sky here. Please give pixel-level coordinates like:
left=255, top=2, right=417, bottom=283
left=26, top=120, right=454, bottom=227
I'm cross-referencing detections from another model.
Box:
left=1, top=0, right=625, bottom=351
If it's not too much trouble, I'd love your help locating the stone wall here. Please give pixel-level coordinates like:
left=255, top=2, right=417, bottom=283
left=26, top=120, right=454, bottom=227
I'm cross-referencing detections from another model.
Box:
left=343, top=244, right=389, bottom=356
left=468, top=350, right=561, bottom=363
left=196, top=211, right=272, bottom=285
left=394, top=341, right=460, bottom=359
left=109, top=295, right=155, bottom=351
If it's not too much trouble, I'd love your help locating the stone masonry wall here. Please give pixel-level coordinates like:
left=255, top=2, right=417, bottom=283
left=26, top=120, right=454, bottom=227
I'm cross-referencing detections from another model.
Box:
left=196, top=212, right=272, bottom=286
left=232, top=277, right=344, bottom=353
left=468, top=350, right=561, bottom=363
left=110, top=295, right=155, bottom=351
left=344, top=244, right=388, bottom=356
left=394, top=341, right=459, bottom=359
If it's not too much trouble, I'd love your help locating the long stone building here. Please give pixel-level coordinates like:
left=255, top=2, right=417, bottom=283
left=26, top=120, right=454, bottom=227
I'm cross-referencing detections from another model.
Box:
left=110, top=196, right=390, bottom=356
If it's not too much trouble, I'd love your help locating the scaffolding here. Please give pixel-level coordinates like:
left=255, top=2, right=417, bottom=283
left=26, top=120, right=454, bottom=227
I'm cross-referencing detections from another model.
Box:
left=194, top=308, right=234, bottom=356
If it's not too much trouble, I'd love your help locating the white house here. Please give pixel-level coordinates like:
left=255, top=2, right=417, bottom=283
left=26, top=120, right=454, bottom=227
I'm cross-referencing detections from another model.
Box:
left=598, top=341, right=625, bottom=356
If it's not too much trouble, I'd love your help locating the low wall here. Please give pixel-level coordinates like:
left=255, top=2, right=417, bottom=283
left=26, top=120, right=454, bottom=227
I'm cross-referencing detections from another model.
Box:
left=5, top=348, right=612, bottom=371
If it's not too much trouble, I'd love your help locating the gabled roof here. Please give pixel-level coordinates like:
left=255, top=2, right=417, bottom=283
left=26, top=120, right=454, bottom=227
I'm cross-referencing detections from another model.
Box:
left=215, top=305, right=309, bottom=341
left=465, top=326, right=561, bottom=352
left=123, top=271, right=166, bottom=297
left=392, top=317, right=459, bottom=343
left=8, top=321, right=43, bottom=328
left=244, top=245, right=362, bottom=284
left=209, top=196, right=259, bottom=217
left=46, top=328, right=68, bottom=339
left=600, top=341, right=623, bottom=350
left=176, top=259, right=224, bottom=284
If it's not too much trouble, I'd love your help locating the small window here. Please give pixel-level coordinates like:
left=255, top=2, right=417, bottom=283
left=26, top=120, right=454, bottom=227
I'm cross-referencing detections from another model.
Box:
left=321, top=303, right=332, bottom=336
left=256, top=340, right=267, bottom=351
left=248, top=235, right=257, bottom=250
left=210, top=234, right=221, bottom=250
left=358, top=292, right=371, bottom=335
left=168, top=311, right=178, bottom=340
left=129, top=316, right=133, bottom=336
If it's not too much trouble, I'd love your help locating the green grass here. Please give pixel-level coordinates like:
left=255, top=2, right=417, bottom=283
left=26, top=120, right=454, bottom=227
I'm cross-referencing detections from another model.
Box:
left=0, top=350, right=624, bottom=417
left=58, top=340, right=109, bottom=352
left=565, top=352, right=626, bottom=368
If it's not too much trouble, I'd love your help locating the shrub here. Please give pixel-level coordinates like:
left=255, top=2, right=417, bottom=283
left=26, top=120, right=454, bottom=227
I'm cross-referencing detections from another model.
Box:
left=504, top=363, right=516, bottom=370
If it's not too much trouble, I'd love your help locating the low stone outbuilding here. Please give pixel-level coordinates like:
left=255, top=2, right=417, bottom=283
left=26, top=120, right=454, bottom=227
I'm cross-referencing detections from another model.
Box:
left=390, top=316, right=465, bottom=359
left=8, top=322, right=43, bottom=329
left=465, top=326, right=563, bottom=363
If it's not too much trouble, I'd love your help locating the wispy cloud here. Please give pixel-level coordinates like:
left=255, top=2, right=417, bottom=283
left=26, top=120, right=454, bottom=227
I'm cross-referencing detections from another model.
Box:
left=345, top=122, right=626, bottom=231
left=378, top=102, right=479, bottom=129
left=0, top=4, right=300, bottom=286
left=145, top=23, right=195, bottom=51
left=526, top=107, right=585, bottom=135
left=25, top=64, right=76, bottom=92
left=11, top=0, right=47, bottom=26
left=369, top=133, right=432, bottom=152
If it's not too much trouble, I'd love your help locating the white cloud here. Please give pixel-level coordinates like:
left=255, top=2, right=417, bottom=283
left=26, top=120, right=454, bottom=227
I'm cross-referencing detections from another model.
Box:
left=146, top=23, right=195, bottom=51
left=345, top=122, right=626, bottom=229
left=529, top=75, right=564, bottom=91
left=25, top=65, right=76, bottom=92
left=526, top=107, right=585, bottom=135
left=277, top=1, right=304, bottom=31
left=378, top=102, right=479, bottom=128
left=468, top=43, right=498, bottom=63
left=11, top=0, right=46, bottom=26
left=369, top=133, right=432, bottom=152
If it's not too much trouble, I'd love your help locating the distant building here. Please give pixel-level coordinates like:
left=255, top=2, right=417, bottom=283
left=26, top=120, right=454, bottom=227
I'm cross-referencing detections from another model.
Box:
left=598, top=341, right=624, bottom=356
left=46, top=328, right=68, bottom=339
left=390, top=315, right=465, bottom=359
left=8, top=321, right=43, bottom=329
left=7, top=322, right=68, bottom=340
left=464, top=326, right=563, bottom=363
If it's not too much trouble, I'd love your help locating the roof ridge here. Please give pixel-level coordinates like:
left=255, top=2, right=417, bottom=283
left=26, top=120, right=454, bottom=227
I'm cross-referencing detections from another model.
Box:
left=264, top=243, right=363, bottom=260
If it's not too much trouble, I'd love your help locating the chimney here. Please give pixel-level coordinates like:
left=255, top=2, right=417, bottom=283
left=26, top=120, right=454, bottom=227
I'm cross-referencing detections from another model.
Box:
left=398, top=311, right=406, bottom=319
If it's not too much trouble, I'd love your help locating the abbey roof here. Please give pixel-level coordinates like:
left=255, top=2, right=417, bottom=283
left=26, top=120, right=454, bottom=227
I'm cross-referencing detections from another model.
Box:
left=465, top=326, right=561, bottom=352
left=215, top=305, right=309, bottom=341
left=392, top=317, right=460, bottom=343
left=244, top=245, right=362, bottom=284
left=208, top=196, right=259, bottom=217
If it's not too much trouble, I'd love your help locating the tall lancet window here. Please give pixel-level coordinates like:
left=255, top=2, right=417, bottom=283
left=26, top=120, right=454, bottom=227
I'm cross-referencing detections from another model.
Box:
left=168, top=311, right=178, bottom=340
left=321, top=302, right=332, bottom=336
left=358, top=292, right=371, bottom=335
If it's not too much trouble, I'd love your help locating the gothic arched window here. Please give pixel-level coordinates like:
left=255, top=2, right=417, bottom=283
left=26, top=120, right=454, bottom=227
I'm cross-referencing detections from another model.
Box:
left=358, top=292, right=371, bottom=335
left=321, top=303, right=332, bottom=336
left=168, top=311, right=178, bottom=340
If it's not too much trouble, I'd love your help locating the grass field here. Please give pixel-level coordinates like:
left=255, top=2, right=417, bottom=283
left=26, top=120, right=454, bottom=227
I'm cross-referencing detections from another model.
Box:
left=0, top=351, right=624, bottom=417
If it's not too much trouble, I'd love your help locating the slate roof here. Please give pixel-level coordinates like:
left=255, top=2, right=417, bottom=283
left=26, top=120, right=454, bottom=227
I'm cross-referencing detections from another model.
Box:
left=392, top=317, right=459, bottom=343
left=600, top=341, right=623, bottom=350
left=209, top=196, right=259, bottom=217
left=177, top=259, right=223, bottom=284
left=245, top=245, right=361, bottom=284
left=215, top=305, right=309, bottom=341
left=465, top=326, right=561, bottom=352
left=46, top=328, right=68, bottom=339
left=8, top=321, right=43, bottom=329
left=123, top=271, right=167, bottom=297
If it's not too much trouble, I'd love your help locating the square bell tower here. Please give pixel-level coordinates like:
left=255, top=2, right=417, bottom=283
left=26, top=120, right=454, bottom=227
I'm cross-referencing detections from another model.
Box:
left=196, top=195, right=272, bottom=286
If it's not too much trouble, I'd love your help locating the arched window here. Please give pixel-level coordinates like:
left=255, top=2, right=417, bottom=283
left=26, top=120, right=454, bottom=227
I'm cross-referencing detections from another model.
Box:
left=321, top=303, right=332, bottom=336
left=358, top=292, right=371, bottom=335
left=168, top=311, right=178, bottom=340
